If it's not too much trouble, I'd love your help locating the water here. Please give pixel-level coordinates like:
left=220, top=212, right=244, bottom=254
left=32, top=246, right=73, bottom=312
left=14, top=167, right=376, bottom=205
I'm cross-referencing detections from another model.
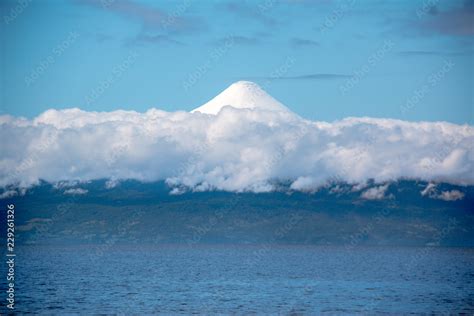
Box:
left=7, top=245, right=474, bottom=314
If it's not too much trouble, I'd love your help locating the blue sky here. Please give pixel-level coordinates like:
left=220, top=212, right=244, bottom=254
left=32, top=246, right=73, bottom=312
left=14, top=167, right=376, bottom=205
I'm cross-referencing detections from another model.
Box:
left=1, top=0, right=473, bottom=124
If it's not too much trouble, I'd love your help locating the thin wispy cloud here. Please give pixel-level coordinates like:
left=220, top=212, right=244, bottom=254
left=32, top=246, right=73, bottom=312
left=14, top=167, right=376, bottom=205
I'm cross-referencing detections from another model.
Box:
left=246, top=73, right=353, bottom=80
left=77, top=0, right=201, bottom=33
left=76, top=0, right=203, bottom=47
left=218, top=1, right=278, bottom=26
left=212, top=35, right=259, bottom=46
left=127, top=34, right=185, bottom=46
left=285, top=0, right=334, bottom=5
left=290, top=37, right=320, bottom=47
left=412, top=0, right=474, bottom=36
left=398, top=50, right=473, bottom=57
left=95, top=33, right=115, bottom=43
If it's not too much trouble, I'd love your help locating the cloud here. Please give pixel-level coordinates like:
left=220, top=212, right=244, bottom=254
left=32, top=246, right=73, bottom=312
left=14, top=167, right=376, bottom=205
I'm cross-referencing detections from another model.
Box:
left=212, top=35, right=259, bottom=46
left=283, top=74, right=352, bottom=80
left=438, top=190, right=464, bottom=201
left=290, top=37, right=320, bottom=47
left=16, top=218, right=53, bottom=232
left=95, top=33, right=115, bottom=43
left=77, top=0, right=200, bottom=33
left=413, top=0, right=474, bottom=36
left=246, top=73, right=353, bottom=80
left=218, top=1, right=278, bottom=26
left=351, top=182, right=368, bottom=192
left=284, top=0, right=334, bottom=5
left=420, top=183, right=465, bottom=201
left=64, top=188, right=89, bottom=195
left=127, top=34, right=185, bottom=46
left=1, top=108, right=473, bottom=192
left=438, top=190, right=465, bottom=201
left=421, top=182, right=436, bottom=196
left=0, top=187, right=26, bottom=199
left=105, top=179, right=120, bottom=189
left=397, top=50, right=473, bottom=57
left=360, top=184, right=389, bottom=200
left=76, top=0, right=203, bottom=46
left=0, top=190, right=18, bottom=199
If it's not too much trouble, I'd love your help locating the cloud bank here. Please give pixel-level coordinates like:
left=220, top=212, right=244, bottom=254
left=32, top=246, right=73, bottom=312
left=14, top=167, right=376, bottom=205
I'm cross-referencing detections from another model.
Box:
left=1, top=107, right=473, bottom=192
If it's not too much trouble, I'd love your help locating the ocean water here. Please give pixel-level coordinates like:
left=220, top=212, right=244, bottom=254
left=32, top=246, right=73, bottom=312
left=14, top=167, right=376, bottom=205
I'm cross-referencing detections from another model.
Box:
left=7, top=245, right=474, bottom=314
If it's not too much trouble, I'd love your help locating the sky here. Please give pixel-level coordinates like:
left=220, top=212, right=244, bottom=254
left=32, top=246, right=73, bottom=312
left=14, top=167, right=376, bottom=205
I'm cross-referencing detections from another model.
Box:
left=0, top=0, right=473, bottom=124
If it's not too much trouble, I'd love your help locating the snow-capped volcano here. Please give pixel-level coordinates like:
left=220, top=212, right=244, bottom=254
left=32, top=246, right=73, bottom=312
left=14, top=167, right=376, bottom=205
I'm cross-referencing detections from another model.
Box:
left=191, top=81, right=291, bottom=115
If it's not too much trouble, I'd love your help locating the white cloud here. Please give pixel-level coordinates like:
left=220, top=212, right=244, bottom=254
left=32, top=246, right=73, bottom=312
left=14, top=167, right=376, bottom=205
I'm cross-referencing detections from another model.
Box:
left=351, top=181, right=368, bottom=192
left=0, top=187, right=26, bottom=199
left=361, top=184, right=389, bottom=200
left=64, top=188, right=88, bottom=195
left=1, top=107, right=473, bottom=192
left=421, top=182, right=436, bottom=196
left=437, top=190, right=465, bottom=201
left=420, top=183, right=465, bottom=201
left=0, top=190, right=18, bottom=199
left=329, top=184, right=345, bottom=194
left=53, top=180, right=84, bottom=189
left=105, top=179, right=120, bottom=189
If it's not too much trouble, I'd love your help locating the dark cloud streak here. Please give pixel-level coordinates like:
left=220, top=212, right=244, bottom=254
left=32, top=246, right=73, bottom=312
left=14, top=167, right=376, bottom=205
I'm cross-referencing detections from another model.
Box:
left=212, top=35, right=259, bottom=46
left=75, top=0, right=203, bottom=47
left=76, top=0, right=201, bottom=33
left=218, top=1, right=278, bottom=26
left=290, top=37, right=320, bottom=47
left=126, top=34, right=185, bottom=46
left=398, top=50, right=473, bottom=57
left=415, top=0, right=474, bottom=36
left=244, top=73, right=353, bottom=80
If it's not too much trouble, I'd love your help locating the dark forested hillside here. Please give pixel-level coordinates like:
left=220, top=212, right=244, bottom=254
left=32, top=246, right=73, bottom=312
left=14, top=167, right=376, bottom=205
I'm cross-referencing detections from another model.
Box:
left=2, top=180, right=473, bottom=247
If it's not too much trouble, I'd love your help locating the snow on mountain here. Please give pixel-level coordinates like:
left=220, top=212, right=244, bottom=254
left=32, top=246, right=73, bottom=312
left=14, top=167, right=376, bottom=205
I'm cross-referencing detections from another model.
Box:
left=191, top=81, right=291, bottom=115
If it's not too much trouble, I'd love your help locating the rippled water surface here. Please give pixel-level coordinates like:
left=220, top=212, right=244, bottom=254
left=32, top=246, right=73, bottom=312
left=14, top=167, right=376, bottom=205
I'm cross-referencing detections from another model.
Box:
left=8, top=245, right=474, bottom=314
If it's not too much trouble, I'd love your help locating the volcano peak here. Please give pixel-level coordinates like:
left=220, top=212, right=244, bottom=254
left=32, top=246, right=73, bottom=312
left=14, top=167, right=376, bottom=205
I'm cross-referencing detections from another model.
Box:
left=191, top=81, right=290, bottom=115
